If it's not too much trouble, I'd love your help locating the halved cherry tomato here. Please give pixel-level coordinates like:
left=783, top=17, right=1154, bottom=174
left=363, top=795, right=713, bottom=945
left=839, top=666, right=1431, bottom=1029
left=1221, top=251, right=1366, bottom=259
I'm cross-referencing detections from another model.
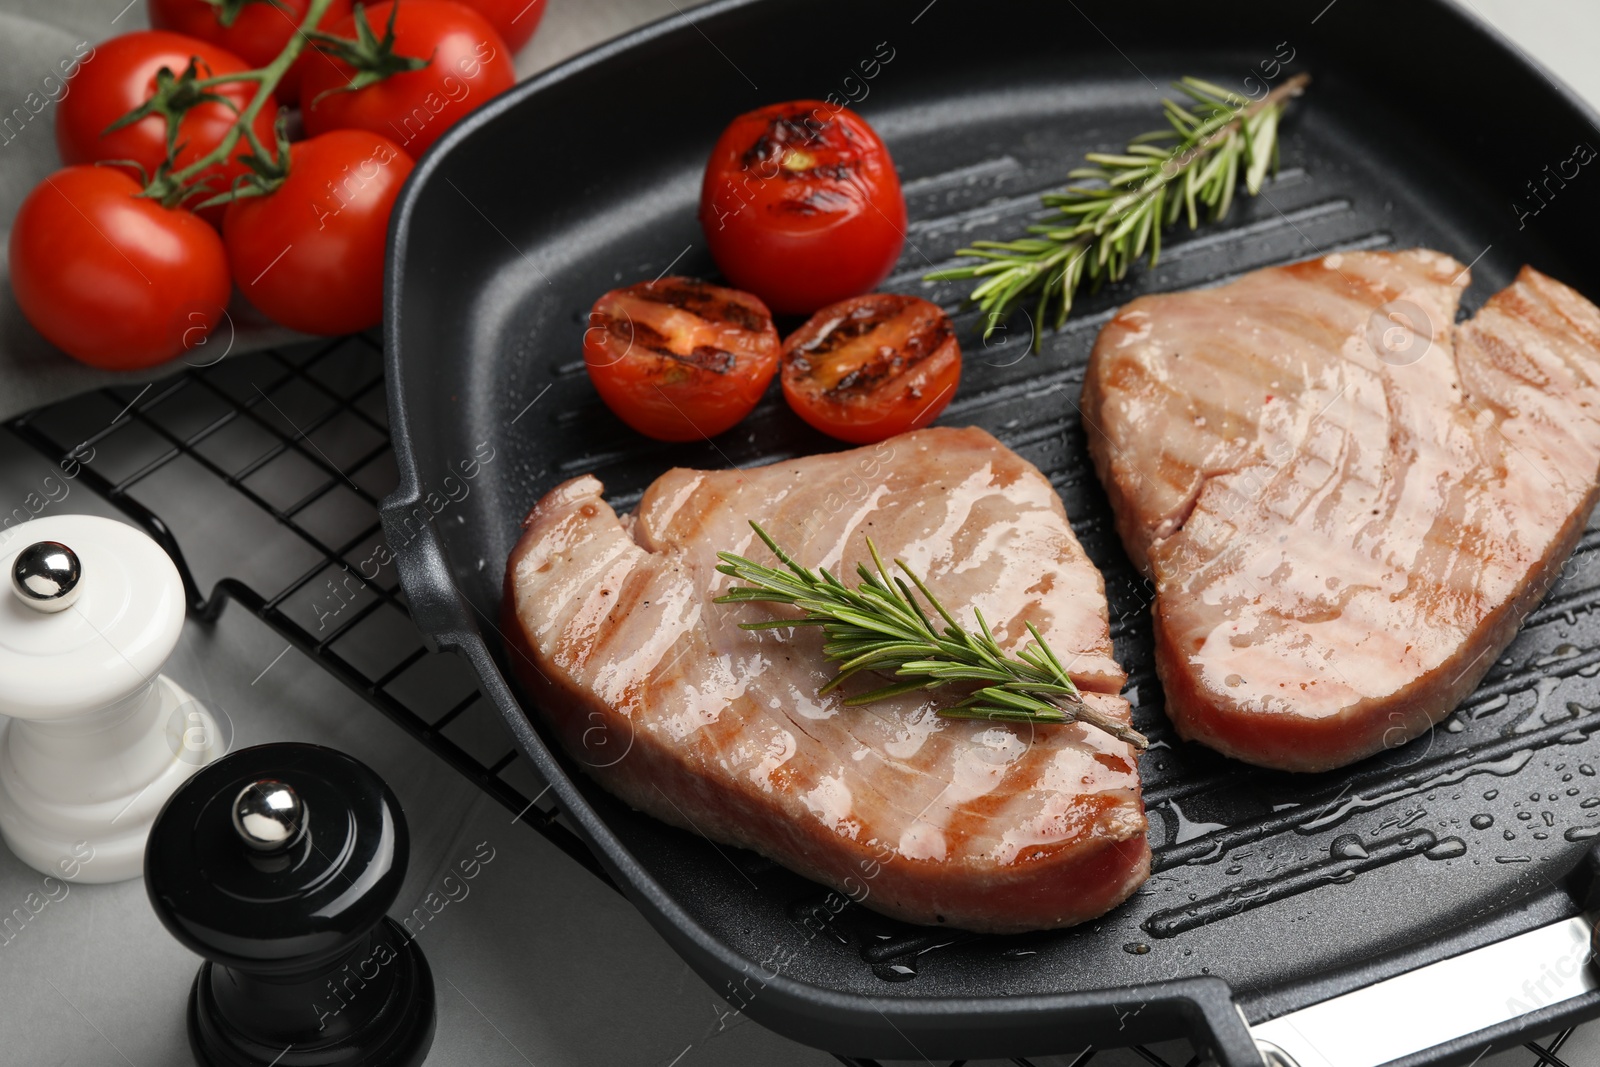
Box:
left=780, top=294, right=960, bottom=445
left=584, top=278, right=780, bottom=442
left=699, top=101, right=906, bottom=316
left=10, top=166, right=231, bottom=369
left=223, top=129, right=414, bottom=335
left=300, top=0, right=515, bottom=158
left=147, top=0, right=354, bottom=106
left=54, top=31, right=277, bottom=224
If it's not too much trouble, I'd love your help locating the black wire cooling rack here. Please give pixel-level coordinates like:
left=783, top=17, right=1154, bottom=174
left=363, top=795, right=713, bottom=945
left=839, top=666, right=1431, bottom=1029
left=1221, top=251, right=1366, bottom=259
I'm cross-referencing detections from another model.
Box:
left=5, top=337, right=1581, bottom=1067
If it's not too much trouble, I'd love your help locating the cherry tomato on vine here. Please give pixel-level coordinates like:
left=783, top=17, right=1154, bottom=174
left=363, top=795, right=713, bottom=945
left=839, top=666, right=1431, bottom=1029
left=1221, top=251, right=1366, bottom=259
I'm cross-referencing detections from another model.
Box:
left=54, top=31, right=277, bottom=225
left=10, top=166, right=231, bottom=369
left=699, top=101, right=907, bottom=316
left=147, top=0, right=354, bottom=105
left=300, top=0, right=515, bottom=158
left=584, top=278, right=780, bottom=442
left=780, top=294, right=960, bottom=445
left=222, top=130, right=413, bottom=335
left=219, top=133, right=412, bottom=337
left=452, top=0, right=545, bottom=52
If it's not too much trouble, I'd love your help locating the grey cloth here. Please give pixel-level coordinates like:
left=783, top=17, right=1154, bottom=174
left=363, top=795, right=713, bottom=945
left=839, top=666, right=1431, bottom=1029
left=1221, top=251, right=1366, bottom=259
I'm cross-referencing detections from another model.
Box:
left=0, top=0, right=686, bottom=422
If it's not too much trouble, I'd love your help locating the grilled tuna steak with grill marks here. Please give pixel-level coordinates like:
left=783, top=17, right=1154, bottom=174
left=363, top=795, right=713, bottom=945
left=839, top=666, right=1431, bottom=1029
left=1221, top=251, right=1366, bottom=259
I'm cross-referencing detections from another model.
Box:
left=503, top=427, right=1149, bottom=933
left=1082, top=249, right=1600, bottom=772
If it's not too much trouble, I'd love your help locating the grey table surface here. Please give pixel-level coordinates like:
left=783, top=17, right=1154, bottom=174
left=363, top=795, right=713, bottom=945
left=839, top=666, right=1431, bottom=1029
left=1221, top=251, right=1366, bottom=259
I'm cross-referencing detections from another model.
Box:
left=1, top=2, right=1599, bottom=1066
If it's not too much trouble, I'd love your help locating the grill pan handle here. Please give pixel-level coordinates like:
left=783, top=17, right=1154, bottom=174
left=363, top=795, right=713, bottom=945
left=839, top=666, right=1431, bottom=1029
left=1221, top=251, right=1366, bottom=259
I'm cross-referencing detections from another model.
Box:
left=379, top=482, right=475, bottom=653
left=1242, top=915, right=1597, bottom=1067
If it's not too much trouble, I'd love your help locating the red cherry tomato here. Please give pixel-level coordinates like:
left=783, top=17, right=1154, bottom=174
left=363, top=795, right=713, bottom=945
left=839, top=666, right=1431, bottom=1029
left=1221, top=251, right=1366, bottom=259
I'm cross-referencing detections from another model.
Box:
left=223, top=130, right=414, bottom=335
left=147, top=0, right=355, bottom=105
left=10, top=166, right=231, bottom=369
left=780, top=294, right=960, bottom=444
left=300, top=0, right=515, bottom=158
left=451, top=0, right=545, bottom=52
left=699, top=101, right=907, bottom=316
left=55, top=31, right=278, bottom=223
left=584, top=278, right=781, bottom=442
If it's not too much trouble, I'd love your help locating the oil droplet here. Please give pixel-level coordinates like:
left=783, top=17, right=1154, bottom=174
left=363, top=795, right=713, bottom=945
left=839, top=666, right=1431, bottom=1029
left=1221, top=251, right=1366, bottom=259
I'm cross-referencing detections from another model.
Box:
left=1582, top=765, right=1596, bottom=777
left=1330, top=834, right=1369, bottom=860
left=1504, top=830, right=1517, bottom=840
left=1582, top=797, right=1600, bottom=809
left=1544, top=811, right=1556, bottom=827
left=1123, top=942, right=1151, bottom=955
left=1496, top=855, right=1532, bottom=864
left=1470, top=814, right=1494, bottom=830
left=1534, top=832, right=1549, bottom=840
left=1545, top=703, right=1580, bottom=726
left=873, top=961, right=918, bottom=982
left=1484, top=789, right=1500, bottom=800
left=1165, top=799, right=1228, bottom=844
left=1518, top=811, right=1534, bottom=821
left=1566, top=826, right=1600, bottom=842
left=1425, top=838, right=1467, bottom=860
left=1225, top=865, right=1243, bottom=876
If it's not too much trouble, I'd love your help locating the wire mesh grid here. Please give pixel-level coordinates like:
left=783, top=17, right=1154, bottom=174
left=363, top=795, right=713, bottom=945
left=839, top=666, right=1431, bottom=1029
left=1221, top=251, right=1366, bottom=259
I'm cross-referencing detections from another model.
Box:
left=3, top=339, right=1586, bottom=1067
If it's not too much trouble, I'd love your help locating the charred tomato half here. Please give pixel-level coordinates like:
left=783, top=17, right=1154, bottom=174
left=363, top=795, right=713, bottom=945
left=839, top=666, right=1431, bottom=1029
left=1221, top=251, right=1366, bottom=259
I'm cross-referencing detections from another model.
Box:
left=584, top=277, right=781, bottom=442
left=780, top=294, right=960, bottom=444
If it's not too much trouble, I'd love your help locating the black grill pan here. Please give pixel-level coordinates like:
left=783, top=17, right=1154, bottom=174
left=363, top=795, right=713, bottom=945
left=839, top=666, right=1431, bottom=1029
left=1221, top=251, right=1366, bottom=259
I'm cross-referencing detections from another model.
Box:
left=380, top=1, right=1600, bottom=1061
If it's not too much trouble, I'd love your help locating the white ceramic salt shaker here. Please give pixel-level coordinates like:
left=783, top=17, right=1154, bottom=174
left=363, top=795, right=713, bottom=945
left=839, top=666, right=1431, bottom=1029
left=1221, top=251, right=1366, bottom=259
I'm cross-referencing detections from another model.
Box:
left=0, top=514, right=224, bottom=882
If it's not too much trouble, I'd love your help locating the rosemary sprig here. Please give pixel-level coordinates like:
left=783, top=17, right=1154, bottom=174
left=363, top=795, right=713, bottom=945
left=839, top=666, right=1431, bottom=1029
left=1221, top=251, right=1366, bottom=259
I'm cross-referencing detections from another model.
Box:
left=926, top=73, right=1310, bottom=349
left=714, top=522, right=1147, bottom=749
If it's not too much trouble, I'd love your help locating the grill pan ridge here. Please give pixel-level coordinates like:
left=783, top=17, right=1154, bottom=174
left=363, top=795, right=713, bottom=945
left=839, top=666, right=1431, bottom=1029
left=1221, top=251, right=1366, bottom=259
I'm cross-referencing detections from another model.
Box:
left=381, top=0, right=1600, bottom=1059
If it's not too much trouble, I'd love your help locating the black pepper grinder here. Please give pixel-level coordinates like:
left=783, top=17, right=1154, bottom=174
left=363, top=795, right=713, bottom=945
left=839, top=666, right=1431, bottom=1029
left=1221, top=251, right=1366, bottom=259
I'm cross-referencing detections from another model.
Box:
left=145, top=742, right=435, bottom=1067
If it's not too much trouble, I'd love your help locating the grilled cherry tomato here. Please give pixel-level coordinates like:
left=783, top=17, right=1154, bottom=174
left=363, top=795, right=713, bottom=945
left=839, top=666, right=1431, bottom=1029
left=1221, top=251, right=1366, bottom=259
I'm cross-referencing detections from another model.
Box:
left=698, top=101, right=906, bottom=316
left=223, top=130, right=413, bottom=335
left=300, top=0, right=515, bottom=158
left=780, top=294, right=960, bottom=445
left=146, top=0, right=354, bottom=105
left=54, top=31, right=277, bottom=223
left=10, top=166, right=231, bottom=369
left=584, top=278, right=780, bottom=442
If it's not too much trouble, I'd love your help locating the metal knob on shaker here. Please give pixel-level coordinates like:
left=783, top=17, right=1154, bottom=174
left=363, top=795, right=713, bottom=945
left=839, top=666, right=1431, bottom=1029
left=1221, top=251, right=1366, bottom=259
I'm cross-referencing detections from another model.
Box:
left=232, top=779, right=308, bottom=852
left=10, top=540, right=82, bottom=610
